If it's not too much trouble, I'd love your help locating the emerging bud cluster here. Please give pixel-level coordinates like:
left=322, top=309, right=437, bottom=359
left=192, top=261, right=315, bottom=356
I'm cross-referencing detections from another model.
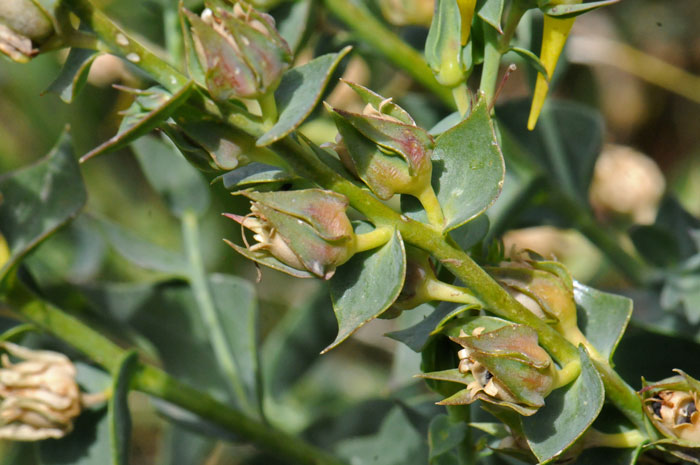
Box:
left=0, top=0, right=55, bottom=63
left=225, top=189, right=356, bottom=279
left=640, top=370, right=700, bottom=444
left=0, top=343, right=81, bottom=441
left=184, top=1, right=292, bottom=101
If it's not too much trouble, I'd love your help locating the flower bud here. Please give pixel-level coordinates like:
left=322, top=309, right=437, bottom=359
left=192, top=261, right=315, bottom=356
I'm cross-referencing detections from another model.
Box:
left=184, top=2, right=292, bottom=101
left=225, top=189, right=356, bottom=279
left=327, top=84, right=434, bottom=201
left=487, top=251, right=578, bottom=334
left=0, top=343, right=81, bottom=441
left=421, top=324, right=555, bottom=415
left=640, top=370, right=700, bottom=444
left=0, top=0, right=55, bottom=63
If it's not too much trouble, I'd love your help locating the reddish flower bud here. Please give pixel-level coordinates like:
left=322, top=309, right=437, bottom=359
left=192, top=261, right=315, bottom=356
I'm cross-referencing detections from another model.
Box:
left=184, top=2, right=292, bottom=101
left=225, top=189, right=356, bottom=279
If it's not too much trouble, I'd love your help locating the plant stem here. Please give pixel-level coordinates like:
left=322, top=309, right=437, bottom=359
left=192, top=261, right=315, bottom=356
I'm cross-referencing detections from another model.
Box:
left=181, top=210, right=254, bottom=417
left=64, top=0, right=189, bottom=92
left=452, top=83, right=472, bottom=117
left=355, top=226, right=394, bottom=252
left=424, top=280, right=483, bottom=307
left=258, top=93, right=279, bottom=130
left=582, top=428, right=647, bottom=449
left=3, top=283, right=346, bottom=465
left=415, top=185, right=446, bottom=230
left=320, top=0, right=455, bottom=108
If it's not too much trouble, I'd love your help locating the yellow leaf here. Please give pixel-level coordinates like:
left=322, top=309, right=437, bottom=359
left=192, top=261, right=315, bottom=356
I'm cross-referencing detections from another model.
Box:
left=457, top=0, right=477, bottom=45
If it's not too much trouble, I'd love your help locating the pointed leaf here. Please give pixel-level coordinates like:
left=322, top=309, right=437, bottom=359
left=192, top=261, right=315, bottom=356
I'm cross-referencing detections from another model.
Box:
left=541, top=0, right=620, bottom=18
left=343, top=81, right=415, bottom=125
left=257, top=47, right=351, bottom=146
left=387, top=303, right=475, bottom=352
left=428, top=414, right=468, bottom=461
left=522, top=346, right=604, bottom=463
left=45, top=48, right=100, bottom=103
left=81, top=83, right=194, bottom=162
left=0, top=132, right=86, bottom=282
left=477, top=0, right=505, bottom=32
left=574, top=281, right=632, bottom=361
left=132, top=135, right=210, bottom=218
left=109, top=351, right=138, bottom=465
left=325, top=230, right=406, bottom=351
left=401, top=98, right=505, bottom=231
left=217, top=163, right=297, bottom=191
left=276, top=0, right=313, bottom=54
left=506, top=46, right=548, bottom=78
left=98, top=219, right=188, bottom=276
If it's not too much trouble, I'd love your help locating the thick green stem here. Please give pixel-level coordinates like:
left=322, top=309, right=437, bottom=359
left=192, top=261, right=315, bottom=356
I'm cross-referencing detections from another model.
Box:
left=320, top=0, right=455, bottom=108
left=582, top=428, right=647, bottom=449
left=181, top=211, right=254, bottom=417
left=2, top=283, right=346, bottom=465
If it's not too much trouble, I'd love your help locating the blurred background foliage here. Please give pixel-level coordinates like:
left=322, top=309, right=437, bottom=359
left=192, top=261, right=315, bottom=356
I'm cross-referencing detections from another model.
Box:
left=1, top=0, right=699, bottom=463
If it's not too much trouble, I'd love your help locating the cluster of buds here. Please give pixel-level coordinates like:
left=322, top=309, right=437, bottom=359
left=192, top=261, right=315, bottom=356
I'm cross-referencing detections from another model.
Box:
left=640, top=370, right=700, bottom=444
left=327, top=83, right=444, bottom=226
left=0, top=343, right=81, bottom=441
left=0, top=0, right=55, bottom=63
left=486, top=251, right=578, bottom=337
left=225, top=189, right=356, bottom=279
left=184, top=1, right=292, bottom=101
left=422, top=322, right=555, bottom=416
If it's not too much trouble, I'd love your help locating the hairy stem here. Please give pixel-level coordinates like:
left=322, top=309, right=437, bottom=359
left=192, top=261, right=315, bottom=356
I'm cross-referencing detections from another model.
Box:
left=3, top=283, right=346, bottom=465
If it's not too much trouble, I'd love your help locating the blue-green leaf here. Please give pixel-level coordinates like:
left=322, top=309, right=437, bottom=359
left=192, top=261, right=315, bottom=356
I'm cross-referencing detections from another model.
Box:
left=574, top=281, right=632, bottom=361
left=217, top=162, right=297, bottom=191
left=386, top=303, right=474, bottom=352
left=0, top=131, right=86, bottom=283
left=81, top=83, right=194, bottom=162
left=132, top=135, right=210, bottom=218
left=428, top=414, right=468, bottom=461
left=477, top=0, right=505, bottom=32
left=540, top=0, right=620, bottom=18
left=325, top=230, right=406, bottom=352
left=522, top=347, right=604, bottom=463
left=276, top=0, right=313, bottom=54
left=109, top=351, right=138, bottom=465
left=257, top=47, right=351, bottom=146
left=401, top=98, right=505, bottom=232
left=46, top=48, right=100, bottom=103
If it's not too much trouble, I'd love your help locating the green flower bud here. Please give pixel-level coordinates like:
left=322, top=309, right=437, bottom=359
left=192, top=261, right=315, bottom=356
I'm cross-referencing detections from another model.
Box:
left=184, top=2, right=292, bottom=101
left=640, top=370, right=700, bottom=445
left=327, top=84, right=434, bottom=201
left=225, top=189, right=356, bottom=279
left=420, top=323, right=555, bottom=416
left=487, top=251, right=578, bottom=335
left=0, top=0, right=55, bottom=63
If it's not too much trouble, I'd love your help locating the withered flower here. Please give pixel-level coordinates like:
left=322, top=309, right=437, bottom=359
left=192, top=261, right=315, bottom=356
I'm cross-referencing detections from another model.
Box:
left=0, top=343, right=81, bottom=441
left=640, top=370, right=700, bottom=444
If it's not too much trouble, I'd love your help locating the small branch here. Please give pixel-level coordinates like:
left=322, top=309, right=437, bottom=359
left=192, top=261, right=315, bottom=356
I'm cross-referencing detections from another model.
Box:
left=355, top=226, right=394, bottom=252
left=582, top=428, right=647, bottom=449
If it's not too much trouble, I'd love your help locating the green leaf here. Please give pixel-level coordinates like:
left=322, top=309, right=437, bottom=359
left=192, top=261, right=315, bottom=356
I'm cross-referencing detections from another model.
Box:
left=629, top=225, right=682, bottom=267
left=81, top=83, right=194, bottom=162
left=98, top=218, right=188, bottom=276
left=449, top=215, right=490, bottom=251
left=574, top=281, right=632, bottom=361
left=336, top=407, right=426, bottom=465
left=506, top=46, right=548, bottom=78
left=217, top=162, right=298, bottom=191
left=428, top=414, right=468, bottom=461
left=39, top=363, right=112, bottom=465
left=132, top=135, right=210, bottom=218
left=429, top=112, right=462, bottom=136
left=263, top=288, right=337, bottom=397
left=109, top=351, right=138, bottom=465
left=477, top=0, right=505, bottom=32
left=325, top=230, right=406, bottom=352
left=522, top=347, right=604, bottom=463
left=497, top=98, right=603, bottom=206
left=0, top=131, right=86, bottom=282
left=256, top=47, right=351, bottom=146
left=401, top=98, right=505, bottom=232
left=45, top=48, right=100, bottom=103
left=275, top=0, right=313, bottom=54
left=571, top=442, right=642, bottom=465
left=540, top=0, right=620, bottom=18
left=208, top=273, right=262, bottom=416
left=386, top=303, right=474, bottom=352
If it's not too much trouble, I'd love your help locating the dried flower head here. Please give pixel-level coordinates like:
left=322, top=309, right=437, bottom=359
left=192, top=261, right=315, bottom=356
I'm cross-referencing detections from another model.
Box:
left=0, top=343, right=81, bottom=441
